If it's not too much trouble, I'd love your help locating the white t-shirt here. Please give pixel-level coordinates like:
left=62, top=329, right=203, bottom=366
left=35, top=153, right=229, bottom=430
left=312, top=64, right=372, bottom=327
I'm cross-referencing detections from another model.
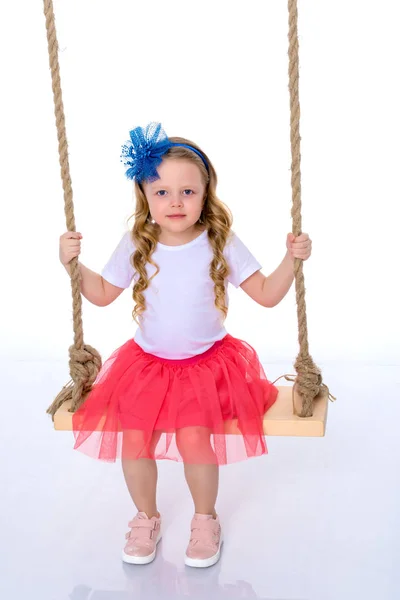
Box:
left=101, top=229, right=262, bottom=359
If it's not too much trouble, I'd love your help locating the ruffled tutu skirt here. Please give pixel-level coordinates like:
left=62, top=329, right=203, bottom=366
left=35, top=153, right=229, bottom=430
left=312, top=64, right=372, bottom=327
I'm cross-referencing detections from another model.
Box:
left=72, top=334, right=279, bottom=465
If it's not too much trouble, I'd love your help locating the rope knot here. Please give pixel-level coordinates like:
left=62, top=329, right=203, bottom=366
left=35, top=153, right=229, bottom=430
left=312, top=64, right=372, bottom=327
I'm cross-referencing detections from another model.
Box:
left=46, top=344, right=102, bottom=418
left=292, top=354, right=322, bottom=417
left=68, top=344, right=101, bottom=384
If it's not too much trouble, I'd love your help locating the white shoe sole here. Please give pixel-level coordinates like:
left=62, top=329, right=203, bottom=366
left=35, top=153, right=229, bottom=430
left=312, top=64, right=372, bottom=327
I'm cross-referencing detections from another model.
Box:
left=122, top=529, right=162, bottom=565
left=184, top=534, right=223, bottom=568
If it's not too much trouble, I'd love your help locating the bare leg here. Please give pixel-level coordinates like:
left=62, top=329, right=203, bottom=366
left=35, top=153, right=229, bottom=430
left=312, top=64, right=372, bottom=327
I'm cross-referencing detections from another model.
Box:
left=177, top=427, right=219, bottom=518
left=121, top=430, right=162, bottom=519
left=122, top=458, right=160, bottom=518
left=184, top=463, right=219, bottom=518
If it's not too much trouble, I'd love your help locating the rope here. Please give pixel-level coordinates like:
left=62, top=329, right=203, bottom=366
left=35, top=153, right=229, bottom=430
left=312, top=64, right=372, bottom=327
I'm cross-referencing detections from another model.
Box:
left=42, top=0, right=335, bottom=421
left=287, top=0, right=335, bottom=416
left=272, top=375, right=337, bottom=416
left=43, top=0, right=102, bottom=417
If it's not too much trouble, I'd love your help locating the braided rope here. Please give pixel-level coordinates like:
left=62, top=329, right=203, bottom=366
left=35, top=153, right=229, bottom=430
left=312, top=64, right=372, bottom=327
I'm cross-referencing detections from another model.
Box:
left=287, top=0, right=334, bottom=416
left=42, top=0, right=334, bottom=421
left=43, top=0, right=101, bottom=417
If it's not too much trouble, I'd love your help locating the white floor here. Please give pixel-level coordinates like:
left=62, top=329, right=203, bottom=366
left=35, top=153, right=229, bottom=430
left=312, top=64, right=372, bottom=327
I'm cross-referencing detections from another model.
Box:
left=1, top=360, right=399, bottom=600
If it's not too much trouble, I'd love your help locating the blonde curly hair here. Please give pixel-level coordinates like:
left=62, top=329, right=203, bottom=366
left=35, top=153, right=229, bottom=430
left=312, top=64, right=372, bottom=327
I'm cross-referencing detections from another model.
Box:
left=126, top=136, right=233, bottom=327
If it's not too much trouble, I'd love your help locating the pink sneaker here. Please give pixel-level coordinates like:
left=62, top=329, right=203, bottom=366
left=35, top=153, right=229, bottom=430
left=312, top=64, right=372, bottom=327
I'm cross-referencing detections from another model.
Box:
left=185, top=513, right=223, bottom=568
left=122, top=511, right=162, bottom=565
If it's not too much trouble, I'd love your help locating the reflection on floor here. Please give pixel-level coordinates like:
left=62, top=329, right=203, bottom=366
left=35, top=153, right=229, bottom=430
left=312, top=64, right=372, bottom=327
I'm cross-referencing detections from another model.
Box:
left=1, top=361, right=399, bottom=600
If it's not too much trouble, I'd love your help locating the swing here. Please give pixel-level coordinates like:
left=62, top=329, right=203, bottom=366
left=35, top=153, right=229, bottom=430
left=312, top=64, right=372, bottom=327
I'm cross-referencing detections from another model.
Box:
left=42, top=0, right=336, bottom=437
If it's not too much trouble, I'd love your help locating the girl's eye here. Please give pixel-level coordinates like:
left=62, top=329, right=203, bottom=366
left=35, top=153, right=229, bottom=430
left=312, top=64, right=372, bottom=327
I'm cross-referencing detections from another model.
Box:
left=156, top=190, right=194, bottom=196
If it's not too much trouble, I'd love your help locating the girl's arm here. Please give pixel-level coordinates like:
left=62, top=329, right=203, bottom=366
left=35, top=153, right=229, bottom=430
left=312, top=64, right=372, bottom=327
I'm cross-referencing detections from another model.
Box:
left=240, top=233, right=312, bottom=307
left=60, top=231, right=124, bottom=306
left=240, top=252, right=294, bottom=308
left=63, top=261, right=124, bottom=307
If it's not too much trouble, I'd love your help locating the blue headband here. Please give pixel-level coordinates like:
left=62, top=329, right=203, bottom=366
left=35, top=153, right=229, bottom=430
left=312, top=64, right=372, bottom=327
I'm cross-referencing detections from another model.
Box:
left=120, top=122, right=209, bottom=184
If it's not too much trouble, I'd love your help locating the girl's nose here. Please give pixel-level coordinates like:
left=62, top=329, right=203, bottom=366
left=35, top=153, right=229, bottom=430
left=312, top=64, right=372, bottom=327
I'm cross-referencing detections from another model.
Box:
left=171, top=195, right=183, bottom=206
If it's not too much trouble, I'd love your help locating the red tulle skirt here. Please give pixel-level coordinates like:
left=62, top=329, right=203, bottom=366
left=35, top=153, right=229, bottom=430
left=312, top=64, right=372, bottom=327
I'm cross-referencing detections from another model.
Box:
left=72, top=334, right=279, bottom=465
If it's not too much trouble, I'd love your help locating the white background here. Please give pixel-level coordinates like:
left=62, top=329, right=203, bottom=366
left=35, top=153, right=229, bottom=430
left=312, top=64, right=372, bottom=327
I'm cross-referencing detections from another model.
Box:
left=1, top=3, right=399, bottom=600
left=2, top=0, right=398, bottom=366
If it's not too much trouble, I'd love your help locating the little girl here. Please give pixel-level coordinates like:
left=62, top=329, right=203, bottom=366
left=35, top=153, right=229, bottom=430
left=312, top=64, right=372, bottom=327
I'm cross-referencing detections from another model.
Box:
left=59, top=122, right=312, bottom=569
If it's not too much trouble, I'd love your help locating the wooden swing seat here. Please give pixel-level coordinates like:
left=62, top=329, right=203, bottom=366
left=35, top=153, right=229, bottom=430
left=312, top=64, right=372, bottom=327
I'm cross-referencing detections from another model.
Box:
left=52, top=385, right=329, bottom=437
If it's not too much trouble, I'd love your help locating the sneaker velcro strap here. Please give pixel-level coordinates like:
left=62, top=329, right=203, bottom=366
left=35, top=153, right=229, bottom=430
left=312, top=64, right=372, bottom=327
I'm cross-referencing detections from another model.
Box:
left=128, top=519, right=158, bottom=530
left=203, top=521, right=220, bottom=535
left=191, top=520, right=220, bottom=535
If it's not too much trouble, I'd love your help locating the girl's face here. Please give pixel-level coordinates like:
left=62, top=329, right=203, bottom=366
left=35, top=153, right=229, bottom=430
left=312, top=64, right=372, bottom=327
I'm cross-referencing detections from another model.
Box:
left=143, top=159, right=206, bottom=236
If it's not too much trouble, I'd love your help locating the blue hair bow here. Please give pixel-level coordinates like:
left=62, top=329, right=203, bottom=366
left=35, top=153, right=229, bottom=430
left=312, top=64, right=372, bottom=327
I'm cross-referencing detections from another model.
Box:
left=120, top=122, right=208, bottom=183
left=120, top=122, right=172, bottom=184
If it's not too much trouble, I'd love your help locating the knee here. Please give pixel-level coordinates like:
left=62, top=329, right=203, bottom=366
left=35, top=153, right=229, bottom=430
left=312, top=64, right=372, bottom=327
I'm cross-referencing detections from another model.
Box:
left=176, top=426, right=212, bottom=459
left=122, top=429, right=161, bottom=459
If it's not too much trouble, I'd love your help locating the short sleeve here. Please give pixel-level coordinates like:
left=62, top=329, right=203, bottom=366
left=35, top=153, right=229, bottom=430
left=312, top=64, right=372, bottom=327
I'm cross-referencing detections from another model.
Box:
left=224, top=231, right=262, bottom=288
left=101, top=231, right=136, bottom=289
